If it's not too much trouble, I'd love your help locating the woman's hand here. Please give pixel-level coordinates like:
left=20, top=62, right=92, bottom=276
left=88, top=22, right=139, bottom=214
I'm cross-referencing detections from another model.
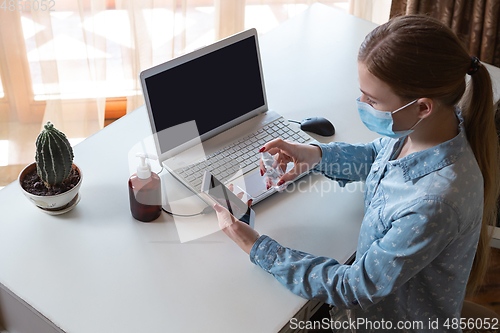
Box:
left=259, top=139, right=322, bottom=188
left=214, top=184, right=260, bottom=255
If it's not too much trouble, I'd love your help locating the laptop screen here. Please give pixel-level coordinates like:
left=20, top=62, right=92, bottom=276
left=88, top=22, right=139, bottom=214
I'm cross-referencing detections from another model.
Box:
left=145, top=35, right=265, bottom=154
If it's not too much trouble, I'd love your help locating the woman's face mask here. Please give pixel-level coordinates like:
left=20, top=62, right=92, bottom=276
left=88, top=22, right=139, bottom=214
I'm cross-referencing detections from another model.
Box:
left=356, top=97, right=421, bottom=138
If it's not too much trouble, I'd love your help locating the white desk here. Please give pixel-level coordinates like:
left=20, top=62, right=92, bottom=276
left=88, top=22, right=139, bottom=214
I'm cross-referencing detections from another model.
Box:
left=0, top=4, right=378, bottom=333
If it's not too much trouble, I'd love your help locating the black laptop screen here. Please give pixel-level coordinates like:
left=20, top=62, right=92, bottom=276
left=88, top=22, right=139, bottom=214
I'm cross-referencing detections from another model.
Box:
left=145, top=35, right=265, bottom=153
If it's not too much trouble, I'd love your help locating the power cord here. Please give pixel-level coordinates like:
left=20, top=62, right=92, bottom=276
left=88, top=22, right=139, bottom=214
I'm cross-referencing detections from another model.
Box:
left=156, top=165, right=213, bottom=217
left=157, top=166, right=166, bottom=175
left=162, top=206, right=213, bottom=217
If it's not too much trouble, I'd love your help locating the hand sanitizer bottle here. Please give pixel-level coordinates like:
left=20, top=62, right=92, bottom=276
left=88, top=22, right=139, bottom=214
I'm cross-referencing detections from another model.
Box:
left=261, top=152, right=286, bottom=191
left=128, top=153, right=162, bottom=222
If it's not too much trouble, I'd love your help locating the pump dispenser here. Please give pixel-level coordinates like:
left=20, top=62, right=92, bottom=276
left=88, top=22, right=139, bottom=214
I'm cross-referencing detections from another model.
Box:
left=128, top=153, right=162, bottom=222
left=136, top=153, right=153, bottom=179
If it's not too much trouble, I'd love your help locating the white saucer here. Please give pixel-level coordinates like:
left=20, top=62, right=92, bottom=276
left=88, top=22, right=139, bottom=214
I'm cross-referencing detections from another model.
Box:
left=36, top=193, right=81, bottom=215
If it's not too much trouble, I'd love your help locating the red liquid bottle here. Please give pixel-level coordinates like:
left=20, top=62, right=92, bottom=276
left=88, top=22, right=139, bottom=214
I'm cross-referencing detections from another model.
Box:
left=128, top=154, right=161, bottom=222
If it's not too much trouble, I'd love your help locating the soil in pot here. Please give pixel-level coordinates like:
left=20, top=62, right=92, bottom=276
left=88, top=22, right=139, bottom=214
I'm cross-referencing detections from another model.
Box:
left=21, top=165, right=80, bottom=196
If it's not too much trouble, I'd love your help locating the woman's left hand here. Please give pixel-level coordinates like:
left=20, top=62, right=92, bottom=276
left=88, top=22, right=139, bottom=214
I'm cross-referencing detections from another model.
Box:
left=214, top=184, right=260, bottom=254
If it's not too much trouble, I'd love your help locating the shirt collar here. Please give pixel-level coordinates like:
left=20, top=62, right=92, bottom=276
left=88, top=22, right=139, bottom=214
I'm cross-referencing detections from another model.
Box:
left=388, top=109, right=468, bottom=182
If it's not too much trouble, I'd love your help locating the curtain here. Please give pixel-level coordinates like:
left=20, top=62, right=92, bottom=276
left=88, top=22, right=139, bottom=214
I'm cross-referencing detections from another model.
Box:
left=349, top=0, right=391, bottom=25
left=0, top=0, right=390, bottom=182
left=30, top=1, right=106, bottom=138
left=0, top=4, right=109, bottom=169
left=390, top=0, right=500, bottom=68
left=117, top=0, right=390, bottom=113
left=2, top=0, right=388, bottom=127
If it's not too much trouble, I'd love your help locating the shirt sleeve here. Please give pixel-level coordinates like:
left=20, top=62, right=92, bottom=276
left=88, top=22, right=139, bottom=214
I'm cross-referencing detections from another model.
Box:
left=310, top=137, right=390, bottom=186
left=249, top=198, right=459, bottom=309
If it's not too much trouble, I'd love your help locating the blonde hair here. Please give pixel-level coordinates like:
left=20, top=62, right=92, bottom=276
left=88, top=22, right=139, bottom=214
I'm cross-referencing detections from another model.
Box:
left=358, top=15, right=499, bottom=295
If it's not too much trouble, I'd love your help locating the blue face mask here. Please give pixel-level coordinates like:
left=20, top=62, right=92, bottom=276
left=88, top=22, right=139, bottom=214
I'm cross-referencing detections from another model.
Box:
left=356, top=97, right=421, bottom=138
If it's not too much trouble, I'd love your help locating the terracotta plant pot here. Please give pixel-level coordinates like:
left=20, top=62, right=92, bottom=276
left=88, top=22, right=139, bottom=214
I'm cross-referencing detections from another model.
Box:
left=18, top=162, right=82, bottom=214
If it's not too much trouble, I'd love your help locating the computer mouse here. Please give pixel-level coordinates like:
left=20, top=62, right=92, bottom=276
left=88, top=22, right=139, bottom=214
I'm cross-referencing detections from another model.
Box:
left=300, top=117, right=335, bottom=136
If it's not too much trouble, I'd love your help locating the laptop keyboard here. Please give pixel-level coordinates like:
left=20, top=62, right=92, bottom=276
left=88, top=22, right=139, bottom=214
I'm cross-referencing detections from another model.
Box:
left=174, top=118, right=311, bottom=191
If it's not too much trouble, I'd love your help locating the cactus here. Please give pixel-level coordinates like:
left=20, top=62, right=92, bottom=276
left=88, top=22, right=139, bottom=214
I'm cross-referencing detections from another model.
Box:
left=35, top=122, right=74, bottom=186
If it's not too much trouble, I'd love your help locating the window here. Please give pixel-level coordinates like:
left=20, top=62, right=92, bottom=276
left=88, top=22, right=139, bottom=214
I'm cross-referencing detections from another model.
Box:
left=19, top=4, right=220, bottom=102
left=16, top=1, right=349, bottom=102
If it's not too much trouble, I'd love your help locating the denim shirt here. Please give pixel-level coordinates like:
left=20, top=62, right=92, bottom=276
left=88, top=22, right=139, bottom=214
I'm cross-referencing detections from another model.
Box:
left=250, top=116, right=483, bottom=332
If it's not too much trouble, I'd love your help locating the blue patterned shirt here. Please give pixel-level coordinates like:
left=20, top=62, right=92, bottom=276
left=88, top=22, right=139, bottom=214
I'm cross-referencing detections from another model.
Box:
left=250, top=116, right=482, bottom=332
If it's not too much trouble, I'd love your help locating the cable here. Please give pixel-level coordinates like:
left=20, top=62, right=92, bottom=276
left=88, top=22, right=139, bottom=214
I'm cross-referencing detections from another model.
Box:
left=162, top=206, right=213, bottom=217
left=288, top=119, right=301, bottom=124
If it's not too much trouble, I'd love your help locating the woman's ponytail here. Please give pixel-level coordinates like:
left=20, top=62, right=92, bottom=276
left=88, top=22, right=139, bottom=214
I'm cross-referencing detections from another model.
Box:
left=460, top=64, right=500, bottom=295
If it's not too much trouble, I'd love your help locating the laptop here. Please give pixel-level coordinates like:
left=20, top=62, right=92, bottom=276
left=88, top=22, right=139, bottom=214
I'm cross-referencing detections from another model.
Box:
left=139, top=28, right=313, bottom=205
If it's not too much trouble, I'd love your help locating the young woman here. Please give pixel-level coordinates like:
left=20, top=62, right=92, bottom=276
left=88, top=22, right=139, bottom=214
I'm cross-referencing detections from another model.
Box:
left=214, top=15, right=499, bottom=332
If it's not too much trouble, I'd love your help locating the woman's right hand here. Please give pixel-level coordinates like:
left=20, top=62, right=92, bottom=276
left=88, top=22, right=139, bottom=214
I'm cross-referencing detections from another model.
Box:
left=259, top=139, right=322, bottom=187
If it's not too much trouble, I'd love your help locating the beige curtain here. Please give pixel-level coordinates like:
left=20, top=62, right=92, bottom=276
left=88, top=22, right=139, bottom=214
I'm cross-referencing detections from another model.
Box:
left=390, top=0, right=500, bottom=67
left=119, top=0, right=391, bottom=113
left=1, top=0, right=390, bottom=184
left=3, top=0, right=389, bottom=128
left=112, top=0, right=365, bottom=114
left=0, top=3, right=110, bottom=171
left=349, top=0, right=391, bottom=25
left=30, top=1, right=106, bottom=138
